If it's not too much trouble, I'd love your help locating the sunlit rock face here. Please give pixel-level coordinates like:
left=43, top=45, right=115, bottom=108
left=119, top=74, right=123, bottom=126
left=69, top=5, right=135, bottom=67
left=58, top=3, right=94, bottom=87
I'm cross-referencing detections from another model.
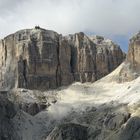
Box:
left=0, top=27, right=125, bottom=90
left=118, top=32, right=140, bottom=82
left=127, top=32, right=140, bottom=70
left=69, top=34, right=125, bottom=82
left=0, top=29, right=60, bottom=90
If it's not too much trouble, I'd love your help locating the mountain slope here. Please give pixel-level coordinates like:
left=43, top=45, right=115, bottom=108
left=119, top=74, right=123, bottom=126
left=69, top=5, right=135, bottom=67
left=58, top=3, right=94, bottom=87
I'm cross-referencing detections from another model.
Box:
left=2, top=29, right=140, bottom=140
left=6, top=61, right=140, bottom=140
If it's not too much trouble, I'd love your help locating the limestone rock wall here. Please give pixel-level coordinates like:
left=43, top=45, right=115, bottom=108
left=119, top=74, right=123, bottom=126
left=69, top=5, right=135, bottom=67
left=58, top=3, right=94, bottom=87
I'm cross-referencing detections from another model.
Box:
left=0, top=28, right=125, bottom=90
left=127, top=32, right=140, bottom=71
left=68, top=33, right=125, bottom=82
left=118, top=32, right=140, bottom=82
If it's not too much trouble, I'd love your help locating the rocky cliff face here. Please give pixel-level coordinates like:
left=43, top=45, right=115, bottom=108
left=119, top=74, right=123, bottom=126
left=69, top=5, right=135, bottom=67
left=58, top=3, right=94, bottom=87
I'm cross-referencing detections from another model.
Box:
left=127, top=32, right=140, bottom=70
left=0, top=27, right=125, bottom=90
left=0, top=94, right=18, bottom=140
left=46, top=123, right=88, bottom=140
left=118, top=32, right=140, bottom=82
left=70, top=34, right=125, bottom=82
left=45, top=105, right=131, bottom=140
left=0, top=28, right=60, bottom=90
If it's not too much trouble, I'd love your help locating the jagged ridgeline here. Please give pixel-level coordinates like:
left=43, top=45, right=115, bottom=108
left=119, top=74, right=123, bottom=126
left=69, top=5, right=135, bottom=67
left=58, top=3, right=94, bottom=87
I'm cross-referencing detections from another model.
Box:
left=0, top=27, right=125, bottom=90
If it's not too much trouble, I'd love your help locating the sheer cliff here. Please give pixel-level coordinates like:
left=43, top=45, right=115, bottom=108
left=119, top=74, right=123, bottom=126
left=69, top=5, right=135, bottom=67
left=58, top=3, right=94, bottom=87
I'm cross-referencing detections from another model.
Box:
left=0, top=27, right=125, bottom=90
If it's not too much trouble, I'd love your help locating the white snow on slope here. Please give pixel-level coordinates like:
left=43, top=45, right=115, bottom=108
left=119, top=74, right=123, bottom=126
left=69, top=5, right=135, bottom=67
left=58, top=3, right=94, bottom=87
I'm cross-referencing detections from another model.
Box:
left=45, top=63, right=140, bottom=119
left=12, top=62, right=140, bottom=140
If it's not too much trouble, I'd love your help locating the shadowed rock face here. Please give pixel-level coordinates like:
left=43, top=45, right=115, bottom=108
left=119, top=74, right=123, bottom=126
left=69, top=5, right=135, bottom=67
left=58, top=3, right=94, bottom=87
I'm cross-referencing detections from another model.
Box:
left=118, top=117, right=140, bottom=140
left=127, top=32, right=140, bottom=71
left=45, top=105, right=131, bottom=140
left=46, top=123, right=88, bottom=140
left=0, top=94, right=17, bottom=140
left=19, top=102, right=47, bottom=116
left=0, top=28, right=125, bottom=90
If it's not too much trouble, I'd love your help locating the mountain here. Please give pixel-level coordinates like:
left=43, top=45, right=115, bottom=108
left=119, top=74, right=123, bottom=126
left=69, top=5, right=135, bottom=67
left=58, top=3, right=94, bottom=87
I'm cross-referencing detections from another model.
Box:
left=0, top=27, right=125, bottom=90
left=2, top=28, right=140, bottom=140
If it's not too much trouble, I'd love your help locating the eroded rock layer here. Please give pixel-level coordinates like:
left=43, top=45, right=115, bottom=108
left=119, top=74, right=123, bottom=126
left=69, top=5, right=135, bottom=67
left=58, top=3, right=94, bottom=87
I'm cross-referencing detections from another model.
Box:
left=0, top=28, right=125, bottom=90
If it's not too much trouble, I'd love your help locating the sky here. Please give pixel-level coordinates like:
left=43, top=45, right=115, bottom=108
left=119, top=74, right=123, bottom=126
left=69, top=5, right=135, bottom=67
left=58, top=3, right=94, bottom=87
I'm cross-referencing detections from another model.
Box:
left=0, top=0, right=140, bottom=52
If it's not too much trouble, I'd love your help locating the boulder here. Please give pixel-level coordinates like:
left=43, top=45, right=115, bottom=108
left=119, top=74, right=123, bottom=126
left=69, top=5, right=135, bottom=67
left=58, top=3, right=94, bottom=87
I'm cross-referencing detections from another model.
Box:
left=19, top=102, right=47, bottom=116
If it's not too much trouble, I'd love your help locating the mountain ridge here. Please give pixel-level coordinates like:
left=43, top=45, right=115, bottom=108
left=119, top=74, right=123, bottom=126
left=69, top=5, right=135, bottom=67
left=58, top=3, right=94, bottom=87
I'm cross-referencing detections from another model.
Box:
left=2, top=27, right=140, bottom=140
left=0, top=27, right=125, bottom=90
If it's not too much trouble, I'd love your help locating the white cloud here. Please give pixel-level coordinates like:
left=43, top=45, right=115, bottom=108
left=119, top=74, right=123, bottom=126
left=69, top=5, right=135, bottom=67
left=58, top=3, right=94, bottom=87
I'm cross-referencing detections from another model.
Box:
left=0, top=0, right=140, bottom=38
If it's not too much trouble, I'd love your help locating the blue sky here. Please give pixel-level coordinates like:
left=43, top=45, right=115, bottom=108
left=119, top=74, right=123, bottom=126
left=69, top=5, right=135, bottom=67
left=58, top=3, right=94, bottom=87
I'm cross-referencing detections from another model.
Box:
left=111, top=35, right=129, bottom=52
left=0, top=0, right=140, bottom=52
left=86, top=31, right=130, bottom=52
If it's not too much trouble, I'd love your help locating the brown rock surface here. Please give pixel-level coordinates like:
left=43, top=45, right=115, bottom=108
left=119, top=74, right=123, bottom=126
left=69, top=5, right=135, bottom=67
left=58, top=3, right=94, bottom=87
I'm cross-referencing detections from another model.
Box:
left=0, top=27, right=125, bottom=90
